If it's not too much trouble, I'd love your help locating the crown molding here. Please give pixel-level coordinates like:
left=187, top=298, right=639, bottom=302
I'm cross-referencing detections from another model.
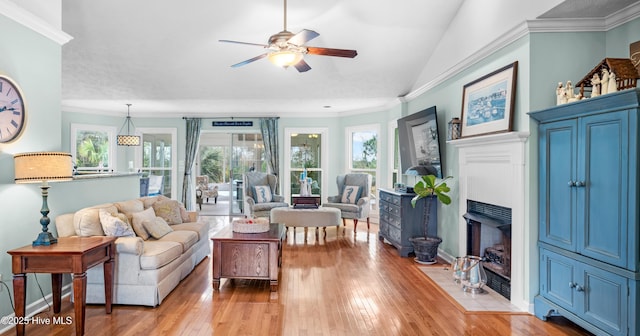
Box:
left=406, top=3, right=640, bottom=103
left=0, top=0, right=72, bottom=45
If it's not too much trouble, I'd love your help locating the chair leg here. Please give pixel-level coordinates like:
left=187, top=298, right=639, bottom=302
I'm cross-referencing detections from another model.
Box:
left=353, top=219, right=358, bottom=232
left=342, top=218, right=347, bottom=227
left=367, top=217, right=370, bottom=230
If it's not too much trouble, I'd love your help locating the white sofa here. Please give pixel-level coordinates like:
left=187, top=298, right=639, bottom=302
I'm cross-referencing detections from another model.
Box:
left=55, top=195, right=210, bottom=307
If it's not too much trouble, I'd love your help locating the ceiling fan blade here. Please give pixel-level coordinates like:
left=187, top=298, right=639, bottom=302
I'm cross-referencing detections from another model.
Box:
left=307, top=47, right=357, bottom=58
left=294, top=59, right=311, bottom=72
left=219, top=40, right=268, bottom=48
left=287, top=29, right=320, bottom=46
left=230, top=53, right=268, bottom=68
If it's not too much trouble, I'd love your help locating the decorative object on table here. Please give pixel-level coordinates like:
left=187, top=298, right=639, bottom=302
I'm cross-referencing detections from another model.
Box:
left=575, top=58, right=639, bottom=98
left=232, top=217, right=270, bottom=233
left=460, top=61, right=517, bottom=138
left=459, top=255, right=488, bottom=294
left=397, top=105, right=443, bottom=178
left=0, top=74, right=27, bottom=143
left=14, top=152, right=73, bottom=246
left=408, top=174, right=452, bottom=264
left=299, top=169, right=312, bottom=196
left=117, top=103, right=140, bottom=146
left=447, top=117, right=461, bottom=140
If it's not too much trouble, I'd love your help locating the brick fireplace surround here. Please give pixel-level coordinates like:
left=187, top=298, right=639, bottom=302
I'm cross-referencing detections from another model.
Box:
left=451, top=132, right=530, bottom=312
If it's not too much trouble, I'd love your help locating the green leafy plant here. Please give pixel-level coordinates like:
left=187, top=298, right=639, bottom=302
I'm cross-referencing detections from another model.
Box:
left=411, top=174, right=453, bottom=208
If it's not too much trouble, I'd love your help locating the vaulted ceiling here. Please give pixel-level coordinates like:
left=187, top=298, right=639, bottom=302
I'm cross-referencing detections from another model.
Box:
left=58, top=0, right=639, bottom=118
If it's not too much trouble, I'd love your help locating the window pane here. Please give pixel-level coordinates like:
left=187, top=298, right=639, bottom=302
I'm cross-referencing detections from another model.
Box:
left=351, top=131, right=377, bottom=169
left=143, top=134, right=172, bottom=168
left=290, top=133, right=321, bottom=169
left=75, top=130, right=110, bottom=170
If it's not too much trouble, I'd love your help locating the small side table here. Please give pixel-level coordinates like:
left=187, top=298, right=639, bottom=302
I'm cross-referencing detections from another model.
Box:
left=7, top=236, right=116, bottom=336
left=292, top=195, right=321, bottom=209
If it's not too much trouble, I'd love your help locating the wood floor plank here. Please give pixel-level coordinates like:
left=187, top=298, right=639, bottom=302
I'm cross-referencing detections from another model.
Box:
left=0, top=217, right=592, bottom=336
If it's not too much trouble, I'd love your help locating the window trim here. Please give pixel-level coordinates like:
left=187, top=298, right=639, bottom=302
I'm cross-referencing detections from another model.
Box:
left=135, top=127, right=178, bottom=199
left=70, top=123, right=117, bottom=172
left=284, top=127, right=328, bottom=203
left=345, top=124, right=380, bottom=173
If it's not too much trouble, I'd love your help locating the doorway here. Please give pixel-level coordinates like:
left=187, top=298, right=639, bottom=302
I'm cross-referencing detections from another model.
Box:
left=197, top=132, right=264, bottom=216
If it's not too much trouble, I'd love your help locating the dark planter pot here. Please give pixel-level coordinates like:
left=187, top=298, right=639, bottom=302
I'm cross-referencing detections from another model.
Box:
left=409, top=236, right=442, bottom=264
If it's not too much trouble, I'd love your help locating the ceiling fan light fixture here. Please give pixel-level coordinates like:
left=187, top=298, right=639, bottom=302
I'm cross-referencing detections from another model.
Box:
left=268, top=50, right=303, bottom=68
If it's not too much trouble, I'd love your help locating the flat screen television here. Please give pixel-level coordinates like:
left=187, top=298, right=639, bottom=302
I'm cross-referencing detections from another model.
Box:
left=397, top=106, right=443, bottom=178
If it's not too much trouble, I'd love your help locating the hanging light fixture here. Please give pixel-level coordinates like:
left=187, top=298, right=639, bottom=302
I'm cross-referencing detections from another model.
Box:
left=117, top=103, right=140, bottom=146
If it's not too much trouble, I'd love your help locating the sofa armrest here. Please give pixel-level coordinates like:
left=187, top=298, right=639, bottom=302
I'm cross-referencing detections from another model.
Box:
left=272, top=195, right=285, bottom=202
left=115, top=237, right=144, bottom=255
left=187, top=211, right=198, bottom=222
left=357, top=196, right=371, bottom=206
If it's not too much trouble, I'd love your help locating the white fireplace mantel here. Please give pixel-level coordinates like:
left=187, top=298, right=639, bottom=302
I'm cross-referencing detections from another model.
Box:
left=450, top=131, right=530, bottom=311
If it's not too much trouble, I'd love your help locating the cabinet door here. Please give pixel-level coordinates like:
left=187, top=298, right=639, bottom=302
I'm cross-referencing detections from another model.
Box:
left=578, top=111, right=629, bottom=268
left=578, top=262, right=628, bottom=336
left=539, top=120, right=577, bottom=250
left=539, top=248, right=579, bottom=312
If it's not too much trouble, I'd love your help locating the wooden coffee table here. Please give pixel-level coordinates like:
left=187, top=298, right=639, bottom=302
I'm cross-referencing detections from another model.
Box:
left=211, top=223, right=284, bottom=292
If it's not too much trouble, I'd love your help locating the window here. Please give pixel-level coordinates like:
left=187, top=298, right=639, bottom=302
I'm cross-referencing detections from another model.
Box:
left=346, top=124, right=380, bottom=204
left=388, top=120, right=400, bottom=187
left=284, top=128, right=328, bottom=203
left=70, top=124, right=116, bottom=172
left=135, top=128, right=177, bottom=198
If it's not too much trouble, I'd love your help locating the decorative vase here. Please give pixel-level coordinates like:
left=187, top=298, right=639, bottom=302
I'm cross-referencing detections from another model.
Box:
left=460, top=255, right=487, bottom=294
left=409, top=236, right=442, bottom=264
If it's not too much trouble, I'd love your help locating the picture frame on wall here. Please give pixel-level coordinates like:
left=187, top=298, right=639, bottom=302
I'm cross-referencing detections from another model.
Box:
left=460, top=61, right=518, bottom=138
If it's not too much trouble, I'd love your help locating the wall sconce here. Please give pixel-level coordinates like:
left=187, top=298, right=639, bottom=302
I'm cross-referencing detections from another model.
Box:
left=14, top=152, right=73, bottom=246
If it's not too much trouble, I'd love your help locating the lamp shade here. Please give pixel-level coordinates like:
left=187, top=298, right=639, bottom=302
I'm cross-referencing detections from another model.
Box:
left=14, top=152, right=73, bottom=184
left=117, top=134, right=141, bottom=146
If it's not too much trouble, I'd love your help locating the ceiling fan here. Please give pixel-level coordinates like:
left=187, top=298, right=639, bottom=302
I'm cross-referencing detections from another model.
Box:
left=219, top=0, right=358, bottom=72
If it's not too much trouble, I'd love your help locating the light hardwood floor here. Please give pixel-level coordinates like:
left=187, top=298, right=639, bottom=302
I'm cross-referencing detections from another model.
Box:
left=2, top=216, right=591, bottom=336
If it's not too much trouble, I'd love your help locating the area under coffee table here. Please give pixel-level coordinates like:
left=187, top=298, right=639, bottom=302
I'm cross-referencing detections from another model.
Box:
left=270, top=206, right=341, bottom=238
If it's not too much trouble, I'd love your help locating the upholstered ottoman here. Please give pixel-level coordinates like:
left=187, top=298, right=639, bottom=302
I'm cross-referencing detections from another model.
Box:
left=270, top=206, right=341, bottom=238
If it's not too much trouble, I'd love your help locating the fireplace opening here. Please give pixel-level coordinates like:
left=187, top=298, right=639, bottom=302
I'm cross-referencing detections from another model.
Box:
left=463, top=200, right=512, bottom=300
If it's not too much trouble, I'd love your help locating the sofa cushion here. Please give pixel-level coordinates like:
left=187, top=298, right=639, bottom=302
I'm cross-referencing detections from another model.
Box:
left=140, top=195, right=170, bottom=209
left=158, top=230, right=198, bottom=253
left=139, top=241, right=183, bottom=270
left=115, top=199, right=144, bottom=217
left=74, top=204, right=117, bottom=236
left=170, top=222, right=208, bottom=240
left=152, top=199, right=184, bottom=224
left=131, top=207, right=155, bottom=240
left=142, top=216, right=173, bottom=239
left=99, top=209, right=135, bottom=237
left=252, top=185, right=273, bottom=203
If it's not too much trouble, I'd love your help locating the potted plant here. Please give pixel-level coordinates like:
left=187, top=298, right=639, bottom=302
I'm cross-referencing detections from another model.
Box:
left=409, top=174, right=452, bottom=264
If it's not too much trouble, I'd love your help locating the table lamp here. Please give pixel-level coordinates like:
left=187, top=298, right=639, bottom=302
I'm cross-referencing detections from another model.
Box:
left=14, top=152, right=73, bottom=246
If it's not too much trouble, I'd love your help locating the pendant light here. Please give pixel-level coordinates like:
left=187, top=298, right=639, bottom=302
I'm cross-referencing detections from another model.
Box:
left=117, top=103, right=140, bottom=146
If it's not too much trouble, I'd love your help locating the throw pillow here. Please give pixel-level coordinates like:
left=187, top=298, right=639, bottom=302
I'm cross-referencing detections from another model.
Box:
left=152, top=199, right=184, bottom=225
left=142, top=216, right=173, bottom=239
left=131, top=207, right=156, bottom=240
left=99, top=209, right=135, bottom=237
left=341, top=185, right=362, bottom=204
left=252, top=185, right=272, bottom=203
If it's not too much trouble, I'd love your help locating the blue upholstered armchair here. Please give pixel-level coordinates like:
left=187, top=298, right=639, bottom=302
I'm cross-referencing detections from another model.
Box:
left=243, top=172, right=289, bottom=218
left=323, top=173, right=373, bottom=232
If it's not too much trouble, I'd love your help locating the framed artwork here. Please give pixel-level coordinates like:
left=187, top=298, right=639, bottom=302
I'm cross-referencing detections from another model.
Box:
left=460, top=61, right=518, bottom=138
left=397, top=106, right=443, bottom=178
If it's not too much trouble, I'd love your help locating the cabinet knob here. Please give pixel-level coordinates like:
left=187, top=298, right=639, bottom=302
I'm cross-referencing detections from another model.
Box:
left=569, top=282, right=576, bottom=288
left=575, top=285, right=585, bottom=292
left=575, top=181, right=586, bottom=187
left=568, top=181, right=576, bottom=187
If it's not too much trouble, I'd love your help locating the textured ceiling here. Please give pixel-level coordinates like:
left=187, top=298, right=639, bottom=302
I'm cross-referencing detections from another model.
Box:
left=59, top=0, right=637, bottom=118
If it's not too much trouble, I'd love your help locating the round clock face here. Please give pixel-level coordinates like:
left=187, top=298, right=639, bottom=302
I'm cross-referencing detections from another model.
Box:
left=0, top=75, right=26, bottom=143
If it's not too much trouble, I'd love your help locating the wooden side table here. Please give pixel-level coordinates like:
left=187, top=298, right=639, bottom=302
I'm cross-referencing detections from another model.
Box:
left=211, top=223, right=284, bottom=292
left=292, top=195, right=321, bottom=209
left=7, top=236, right=116, bottom=336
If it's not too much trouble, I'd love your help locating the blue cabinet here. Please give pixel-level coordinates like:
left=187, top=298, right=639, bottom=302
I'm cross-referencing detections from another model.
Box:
left=530, top=89, right=640, bottom=336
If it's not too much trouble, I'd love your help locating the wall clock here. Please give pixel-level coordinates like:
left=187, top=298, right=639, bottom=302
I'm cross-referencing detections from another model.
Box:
left=0, top=74, right=27, bottom=143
